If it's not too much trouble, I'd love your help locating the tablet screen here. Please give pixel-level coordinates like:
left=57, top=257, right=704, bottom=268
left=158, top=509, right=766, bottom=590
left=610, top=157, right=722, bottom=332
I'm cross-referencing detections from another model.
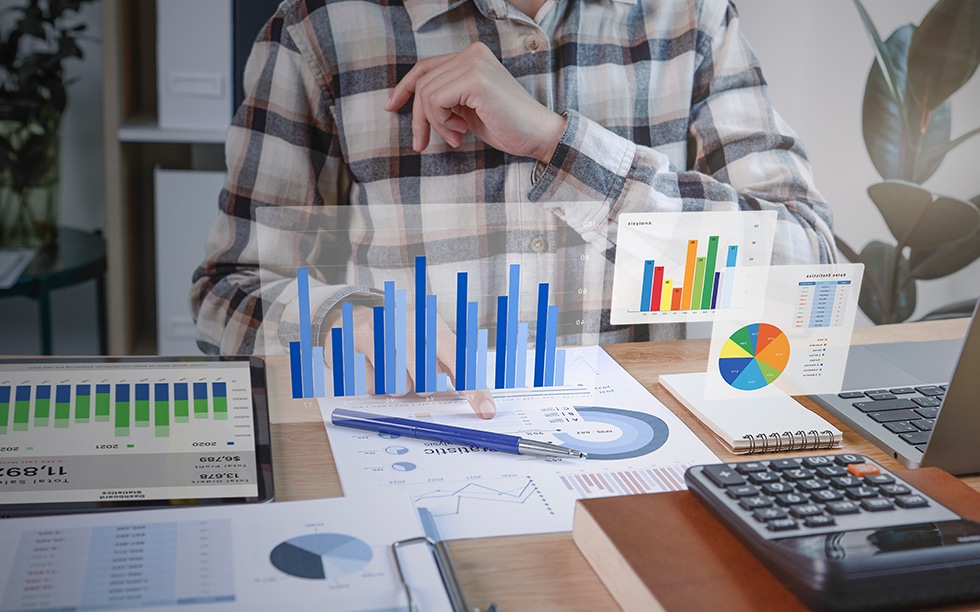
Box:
left=0, top=356, right=273, bottom=516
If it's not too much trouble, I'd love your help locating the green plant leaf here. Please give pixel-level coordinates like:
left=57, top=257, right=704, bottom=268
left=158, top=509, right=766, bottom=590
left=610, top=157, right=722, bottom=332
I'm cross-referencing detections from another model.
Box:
left=856, top=241, right=916, bottom=324
left=907, top=0, right=980, bottom=113
left=862, top=26, right=952, bottom=182
left=852, top=0, right=904, bottom=105
left=868, top=181, right=980, bottom=249
left=909, top=194, right=980, bottom=279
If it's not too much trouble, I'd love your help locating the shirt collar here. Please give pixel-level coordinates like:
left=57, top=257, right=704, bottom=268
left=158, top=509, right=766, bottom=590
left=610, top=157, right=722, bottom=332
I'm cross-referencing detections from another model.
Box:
left=404, top=0, right=636, bottom=32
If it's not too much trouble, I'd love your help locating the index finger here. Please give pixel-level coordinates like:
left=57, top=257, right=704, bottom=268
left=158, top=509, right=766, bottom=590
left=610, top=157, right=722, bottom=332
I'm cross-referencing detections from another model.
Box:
left=384, top=53, right=454, bottom=112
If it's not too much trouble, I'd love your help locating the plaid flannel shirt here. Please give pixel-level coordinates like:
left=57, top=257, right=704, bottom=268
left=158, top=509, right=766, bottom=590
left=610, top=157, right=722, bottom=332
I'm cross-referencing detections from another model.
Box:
left=191, top=0, right=836, bottom=355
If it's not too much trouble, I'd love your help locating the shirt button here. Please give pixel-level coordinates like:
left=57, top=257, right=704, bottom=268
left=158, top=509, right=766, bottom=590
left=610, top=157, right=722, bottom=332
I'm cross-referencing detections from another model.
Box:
left=526, top=37, right=541, bottom=52
left=530, top=236, right=547, bottom=252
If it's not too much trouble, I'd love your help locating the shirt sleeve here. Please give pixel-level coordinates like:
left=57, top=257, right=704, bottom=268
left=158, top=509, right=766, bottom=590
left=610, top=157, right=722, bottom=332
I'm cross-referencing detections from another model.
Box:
left=189, top=7, right=367, bottom=356
left=528, top=0, right=837, bottom=266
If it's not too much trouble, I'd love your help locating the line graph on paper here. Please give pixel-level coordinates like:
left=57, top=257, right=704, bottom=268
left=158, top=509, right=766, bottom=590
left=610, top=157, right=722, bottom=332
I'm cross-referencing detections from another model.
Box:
left=407, top=477, right=555, bottom=539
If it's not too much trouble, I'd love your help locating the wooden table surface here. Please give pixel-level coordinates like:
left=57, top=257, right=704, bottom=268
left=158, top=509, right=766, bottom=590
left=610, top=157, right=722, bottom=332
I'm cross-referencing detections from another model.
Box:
left=265, top=318, right=977, bottom=611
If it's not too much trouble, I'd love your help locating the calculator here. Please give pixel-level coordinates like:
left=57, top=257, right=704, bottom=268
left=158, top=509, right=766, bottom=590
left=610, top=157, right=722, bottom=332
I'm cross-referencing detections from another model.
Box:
left=685, top=454, right=980, bottom=611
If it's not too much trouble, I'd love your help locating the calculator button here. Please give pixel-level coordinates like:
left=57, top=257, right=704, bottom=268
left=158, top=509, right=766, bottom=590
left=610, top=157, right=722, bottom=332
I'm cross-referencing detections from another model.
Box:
left=767, top=518, right=799, bottom=532
left=775, top=492, right=808, bottom=506
left=861, top=498, right=896, bottom=512
left=811, top=489, right=845, bottom=502
left=702, top=465, right=746, bottom=487
left=831, top=476, right=863, bottom=488
left=734, top=462, right=767, bottom=474
left=783, top=468, right=814, bottom=480
left=790, top=504, right=823, bottom=518
left=848, top=462, right=880, bottom=477
left=769, top=459, right=802, bottom=470
left=753, top=508, right=788, bottom=522
left=864, top=474, right=895, bottom=486
left=804, top=515, right=836, bottom=528
left=797, top=479, right=829, bottom=492
left=879, top=484, right=911, bottom=496
left=846, top=486, right=879, bottom=500
left=739, top=497, right=772, bottom=510
left=748, top=472, right=779, bottom=485
left=895, top=494, right=930, bottom=508
left=802, top=456, right=835, bottom=468
left=761, top=481, right=793, bottom=494
left=835, top=454, right=866, bottom=466
left=815, top=465, right=848, bottom=477
left=726, top=485, right=759, bottom=499
left=826, top=501, right=861, bottom=515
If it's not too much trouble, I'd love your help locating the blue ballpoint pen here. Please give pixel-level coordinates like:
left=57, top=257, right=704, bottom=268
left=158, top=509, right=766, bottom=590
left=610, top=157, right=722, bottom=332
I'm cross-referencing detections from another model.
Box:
left=331, top=408, right=588, bottom=459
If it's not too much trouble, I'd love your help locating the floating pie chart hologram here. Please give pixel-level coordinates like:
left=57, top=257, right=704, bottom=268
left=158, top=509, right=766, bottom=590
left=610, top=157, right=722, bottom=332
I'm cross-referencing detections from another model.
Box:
left=718, top=323, right=790, bottom=391
left=270, top=533, right=373, bottom=579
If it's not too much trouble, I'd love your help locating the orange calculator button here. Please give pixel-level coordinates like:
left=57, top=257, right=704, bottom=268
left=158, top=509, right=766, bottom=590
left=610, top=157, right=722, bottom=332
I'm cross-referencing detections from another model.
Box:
left=848, top=463, right=880, bottom=477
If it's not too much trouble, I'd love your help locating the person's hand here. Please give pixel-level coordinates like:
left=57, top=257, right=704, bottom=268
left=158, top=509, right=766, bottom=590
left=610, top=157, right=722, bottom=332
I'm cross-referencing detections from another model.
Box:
left=323, top=304, right=497, bottom=419
left=384, top=42, right=566, bottom=163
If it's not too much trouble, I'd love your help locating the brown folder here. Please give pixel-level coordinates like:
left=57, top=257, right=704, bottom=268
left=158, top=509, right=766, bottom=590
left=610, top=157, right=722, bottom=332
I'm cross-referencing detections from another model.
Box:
left=572, top=468, right=980, bottom=611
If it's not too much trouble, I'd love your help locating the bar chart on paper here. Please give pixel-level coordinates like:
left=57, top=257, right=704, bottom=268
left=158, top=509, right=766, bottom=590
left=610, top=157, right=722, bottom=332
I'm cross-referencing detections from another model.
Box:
left=289, top=256, right=580, bottom=399
left=610, top=211, right=777, bottom=324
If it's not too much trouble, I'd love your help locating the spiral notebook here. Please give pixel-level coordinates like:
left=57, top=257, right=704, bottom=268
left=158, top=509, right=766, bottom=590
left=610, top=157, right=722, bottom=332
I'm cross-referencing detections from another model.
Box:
left=660, top=372, right=842, bottom=453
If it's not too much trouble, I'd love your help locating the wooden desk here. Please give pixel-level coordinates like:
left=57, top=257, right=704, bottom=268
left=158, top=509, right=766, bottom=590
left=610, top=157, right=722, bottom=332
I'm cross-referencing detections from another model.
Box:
left=266, top=318, right=977, bottom=611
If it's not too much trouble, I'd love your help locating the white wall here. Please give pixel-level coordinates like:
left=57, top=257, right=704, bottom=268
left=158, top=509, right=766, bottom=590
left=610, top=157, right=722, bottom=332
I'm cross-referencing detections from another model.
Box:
left=58, top=1, right=105, bottom=231
left=736, top=0, right=980, bottom=323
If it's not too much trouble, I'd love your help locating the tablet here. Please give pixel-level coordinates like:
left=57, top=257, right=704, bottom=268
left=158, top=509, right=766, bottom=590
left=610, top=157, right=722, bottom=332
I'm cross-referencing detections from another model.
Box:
left=0, top=355, right=274, bottom=516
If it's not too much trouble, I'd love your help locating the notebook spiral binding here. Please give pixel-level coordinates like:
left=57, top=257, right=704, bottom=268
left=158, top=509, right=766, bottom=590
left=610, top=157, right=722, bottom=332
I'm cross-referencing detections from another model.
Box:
left=741, top=429, right=837, bottom=453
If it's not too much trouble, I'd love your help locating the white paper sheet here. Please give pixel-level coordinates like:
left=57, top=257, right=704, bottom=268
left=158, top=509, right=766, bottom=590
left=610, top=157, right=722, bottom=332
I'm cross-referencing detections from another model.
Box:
left=0, top=495, right=452, bottom=612
left=320, top=346, right=719, bottom=541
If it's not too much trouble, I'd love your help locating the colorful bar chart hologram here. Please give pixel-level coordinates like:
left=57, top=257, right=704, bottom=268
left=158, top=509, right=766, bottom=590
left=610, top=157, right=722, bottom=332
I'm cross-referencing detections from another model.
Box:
left=288, top=257, right=567, bottom=399
left=638, top=237, right=738, bottom=313
left=0, top=382, right=229, bottom=438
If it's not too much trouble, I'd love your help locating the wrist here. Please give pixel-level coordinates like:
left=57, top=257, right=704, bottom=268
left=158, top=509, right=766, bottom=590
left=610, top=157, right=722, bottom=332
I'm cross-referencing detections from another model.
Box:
left=533, top=110, right=568, bottom=164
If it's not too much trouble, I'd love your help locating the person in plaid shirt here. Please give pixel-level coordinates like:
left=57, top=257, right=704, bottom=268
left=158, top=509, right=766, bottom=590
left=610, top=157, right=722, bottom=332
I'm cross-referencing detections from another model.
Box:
left=191, top=0, right=836, bottom=417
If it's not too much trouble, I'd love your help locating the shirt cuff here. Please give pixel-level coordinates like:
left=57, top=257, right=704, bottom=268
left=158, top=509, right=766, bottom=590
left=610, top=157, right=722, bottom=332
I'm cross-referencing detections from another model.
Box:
left=529, top=110, right=636, bottom=228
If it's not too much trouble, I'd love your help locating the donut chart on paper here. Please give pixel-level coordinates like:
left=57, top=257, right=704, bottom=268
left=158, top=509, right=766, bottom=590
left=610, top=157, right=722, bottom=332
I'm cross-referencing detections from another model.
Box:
left=552, top=406, right=670, bottom=461
left=718, top=323, right=790, bottom=390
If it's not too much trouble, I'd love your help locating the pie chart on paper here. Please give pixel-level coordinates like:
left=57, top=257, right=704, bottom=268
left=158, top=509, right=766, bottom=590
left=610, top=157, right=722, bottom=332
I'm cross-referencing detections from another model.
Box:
left=718, top=323, right=790, bottom=391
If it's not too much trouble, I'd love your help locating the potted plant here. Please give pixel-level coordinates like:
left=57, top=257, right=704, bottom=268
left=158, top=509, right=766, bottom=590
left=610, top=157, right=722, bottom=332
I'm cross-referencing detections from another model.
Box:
left=837, top=0, right=980, bottom=324
left=0, top=0, right=97, bottom=248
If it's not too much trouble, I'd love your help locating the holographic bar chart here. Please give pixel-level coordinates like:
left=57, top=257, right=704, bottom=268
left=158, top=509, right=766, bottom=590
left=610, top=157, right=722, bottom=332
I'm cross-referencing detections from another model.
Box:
left=637, top=237, right=739, bottom=313
left=611, top=211, right=777, bottom=324
left=288, top=256, right=567, bottom=398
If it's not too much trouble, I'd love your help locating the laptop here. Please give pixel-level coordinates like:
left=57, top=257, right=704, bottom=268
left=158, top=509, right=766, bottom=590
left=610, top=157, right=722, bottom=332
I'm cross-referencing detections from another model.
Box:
left=810, top=299, right=980, bottom=476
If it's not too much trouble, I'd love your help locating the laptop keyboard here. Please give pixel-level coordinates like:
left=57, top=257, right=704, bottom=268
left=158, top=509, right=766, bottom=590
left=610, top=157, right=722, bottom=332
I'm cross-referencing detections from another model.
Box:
left=837, top=385, right=947, bottom=452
